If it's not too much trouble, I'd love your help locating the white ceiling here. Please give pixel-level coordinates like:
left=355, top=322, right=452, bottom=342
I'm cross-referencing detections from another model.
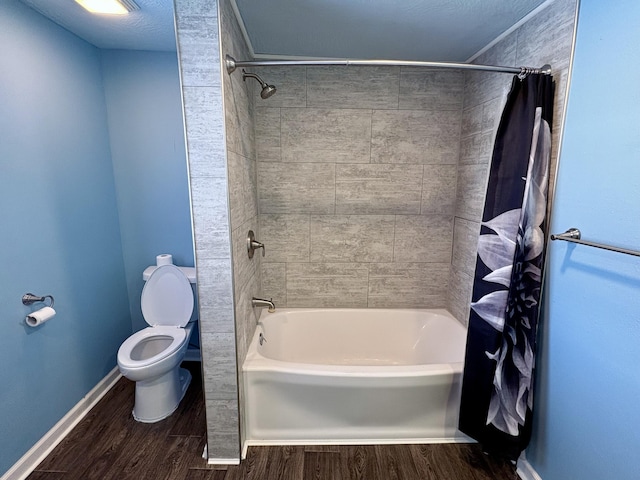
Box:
left=20, top=0, right=550, bottom=61
left=20, top=0, right=177, bottom=52
left=234, top=0, right=550, bottom=62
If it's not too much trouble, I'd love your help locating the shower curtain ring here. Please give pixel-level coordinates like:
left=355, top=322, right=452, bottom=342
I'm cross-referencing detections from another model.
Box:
left=517, top=67, right=529, bottom=80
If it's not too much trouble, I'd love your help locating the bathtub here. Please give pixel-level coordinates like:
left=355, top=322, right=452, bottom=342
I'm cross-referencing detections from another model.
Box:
left=242, top=308, right=470, bottom=449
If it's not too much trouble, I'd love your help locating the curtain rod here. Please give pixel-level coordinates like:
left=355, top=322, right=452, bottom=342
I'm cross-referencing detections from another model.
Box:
left=224, top=55, right=551, bottom=76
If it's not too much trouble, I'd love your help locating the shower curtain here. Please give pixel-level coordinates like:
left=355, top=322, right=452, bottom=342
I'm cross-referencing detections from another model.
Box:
left=459, top=73, right=554, bottom=460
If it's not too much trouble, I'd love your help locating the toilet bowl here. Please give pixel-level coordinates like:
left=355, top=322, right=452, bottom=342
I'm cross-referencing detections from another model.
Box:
left=117, top=264, right=195, bottom=423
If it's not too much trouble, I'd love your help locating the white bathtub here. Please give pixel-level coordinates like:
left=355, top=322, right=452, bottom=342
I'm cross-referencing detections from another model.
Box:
left=242, top=308, right=470, bottom=449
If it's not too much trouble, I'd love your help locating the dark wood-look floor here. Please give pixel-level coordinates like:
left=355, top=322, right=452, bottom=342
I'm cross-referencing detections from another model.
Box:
left=28, top=362, right=517, bottom=480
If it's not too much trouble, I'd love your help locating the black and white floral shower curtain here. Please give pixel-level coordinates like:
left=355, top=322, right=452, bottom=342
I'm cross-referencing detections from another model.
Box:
left=459, top=73, right=554, bottom=460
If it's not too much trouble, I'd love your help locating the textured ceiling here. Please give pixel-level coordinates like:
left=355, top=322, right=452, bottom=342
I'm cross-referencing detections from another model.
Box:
left=20, top=0, right=176, bottom=52
left=19, top=0, right=550, bottom=60
left=234, top=0, right=550, bottom=62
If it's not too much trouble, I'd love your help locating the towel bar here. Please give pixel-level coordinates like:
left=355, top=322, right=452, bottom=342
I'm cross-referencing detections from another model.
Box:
left=550, top=228, right=640, bottom=257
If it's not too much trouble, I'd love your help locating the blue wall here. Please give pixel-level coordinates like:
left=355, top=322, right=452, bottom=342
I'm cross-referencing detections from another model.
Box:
left=101, top=49, right=194, bottom=332
left=0, top=3, right=194, bottom=475
left=527, top=1, right=640, bottom=478
left=0, top=1, right=131, bottom=473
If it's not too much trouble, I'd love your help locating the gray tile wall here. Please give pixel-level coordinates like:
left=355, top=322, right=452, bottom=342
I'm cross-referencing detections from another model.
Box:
left=447, top=0, right=578, bottom=324
left=218, top=0, right=262, bottom=456
left=255, top=66, right=464, bottom=309
left=173, top=0, right=240, bottom=461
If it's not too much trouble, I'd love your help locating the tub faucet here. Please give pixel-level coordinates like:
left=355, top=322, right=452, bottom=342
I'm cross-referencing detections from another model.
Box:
left=251, top=297, right=275, bottom=313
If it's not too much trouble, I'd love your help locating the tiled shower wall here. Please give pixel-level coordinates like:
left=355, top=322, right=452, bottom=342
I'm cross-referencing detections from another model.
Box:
left=447, top=0, right=578, bottom=323
left=218, top=0, right=261, bottom=448
left=255, top=67, right=465, bottom=308
left=173, top=0, right=240, bottom=461
left=253, top=0, right=577, bottom=314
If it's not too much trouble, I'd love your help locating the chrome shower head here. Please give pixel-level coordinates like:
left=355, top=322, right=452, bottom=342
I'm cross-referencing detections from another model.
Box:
left=260, top=83, right=277, bottom=99
left=242, top=70, right=277, bottom=100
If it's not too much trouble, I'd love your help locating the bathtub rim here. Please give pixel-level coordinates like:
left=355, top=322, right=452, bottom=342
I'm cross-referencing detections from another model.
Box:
left=244, top=307, right=467, bottom=377
left=243, top=358, right=464, bottom=377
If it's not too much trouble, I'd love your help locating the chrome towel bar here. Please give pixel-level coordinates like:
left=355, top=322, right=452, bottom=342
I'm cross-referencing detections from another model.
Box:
left=550, top=228, right=640, bottom=257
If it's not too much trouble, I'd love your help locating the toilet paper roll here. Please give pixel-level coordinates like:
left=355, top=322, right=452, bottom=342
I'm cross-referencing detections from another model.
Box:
left=25, top=307, right=56, bottom=327
left=156, top=254, right=173, bottom=266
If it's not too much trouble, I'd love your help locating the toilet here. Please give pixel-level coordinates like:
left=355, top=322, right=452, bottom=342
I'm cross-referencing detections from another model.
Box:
left=117, top=262, right=196, bottom=423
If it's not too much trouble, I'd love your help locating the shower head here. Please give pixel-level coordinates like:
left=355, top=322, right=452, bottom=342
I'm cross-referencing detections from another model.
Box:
left=242, top=70, right=277, bottom=99
left=260, top=83, right=277, bottom=99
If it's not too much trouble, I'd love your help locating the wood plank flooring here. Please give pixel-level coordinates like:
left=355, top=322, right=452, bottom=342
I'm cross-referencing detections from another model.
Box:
left=28, top=362, right=517, bottom=480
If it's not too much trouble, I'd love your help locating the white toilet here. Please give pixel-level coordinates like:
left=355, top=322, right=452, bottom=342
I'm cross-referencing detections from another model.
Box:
left=117, top=262, right=196, bottom=423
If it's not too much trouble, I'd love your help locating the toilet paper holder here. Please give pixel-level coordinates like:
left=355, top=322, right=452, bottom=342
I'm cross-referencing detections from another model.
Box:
left=22, top=293, right=55, bottom=308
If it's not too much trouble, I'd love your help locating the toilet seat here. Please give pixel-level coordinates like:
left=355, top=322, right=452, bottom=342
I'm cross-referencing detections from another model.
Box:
left=118, top=265, right=194, bottom=370
left=117, top=326, right=187, bottom=370
left=141, top=264, right=194, bottom=327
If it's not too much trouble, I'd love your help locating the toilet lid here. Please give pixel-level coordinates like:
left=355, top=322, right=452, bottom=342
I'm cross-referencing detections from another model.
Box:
left=141, top=264, right=194, bottom=327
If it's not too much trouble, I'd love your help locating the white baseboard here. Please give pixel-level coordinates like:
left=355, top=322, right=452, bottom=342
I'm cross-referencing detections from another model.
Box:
left=207, top=458, right=241, bottom=465
left=1, top=367, right=122, bottom=480
left=241, top=441, right=249, bottom=460
left=517, top=453, right=543, bottom=480
left=202, top=441, right=241, bottom=465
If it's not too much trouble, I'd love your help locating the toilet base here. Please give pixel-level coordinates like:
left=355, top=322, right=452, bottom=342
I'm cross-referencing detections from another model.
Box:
left=132, top=367, right=192, bottom=423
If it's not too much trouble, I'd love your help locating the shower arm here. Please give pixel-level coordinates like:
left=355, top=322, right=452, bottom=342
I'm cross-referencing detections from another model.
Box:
left=242, top=70, right=268, bottom=87
left=225, top=55, right=551, bottom=77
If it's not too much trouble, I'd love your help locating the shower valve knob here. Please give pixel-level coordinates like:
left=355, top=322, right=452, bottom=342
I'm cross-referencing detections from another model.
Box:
left=247, top=230, right=265, bottom=258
